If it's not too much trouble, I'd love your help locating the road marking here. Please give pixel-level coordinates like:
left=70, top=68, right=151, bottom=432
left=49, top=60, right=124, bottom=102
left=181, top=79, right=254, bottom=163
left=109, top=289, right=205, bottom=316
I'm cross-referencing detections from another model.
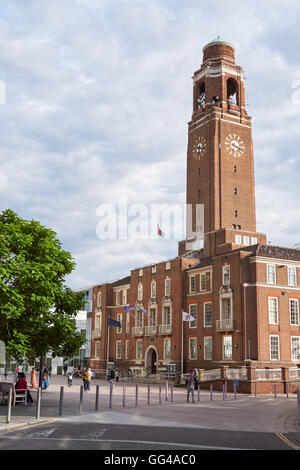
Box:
left=0, top=419, right=57, bottom=435
left=0, top=435, right=252, bottom=450
left=275, top=433, right=300, bottom=450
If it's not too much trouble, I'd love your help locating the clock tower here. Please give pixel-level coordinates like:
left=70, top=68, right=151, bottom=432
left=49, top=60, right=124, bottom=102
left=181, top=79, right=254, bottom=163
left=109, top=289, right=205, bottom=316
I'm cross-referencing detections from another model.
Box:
left=183, top=37, right=266, bottom=257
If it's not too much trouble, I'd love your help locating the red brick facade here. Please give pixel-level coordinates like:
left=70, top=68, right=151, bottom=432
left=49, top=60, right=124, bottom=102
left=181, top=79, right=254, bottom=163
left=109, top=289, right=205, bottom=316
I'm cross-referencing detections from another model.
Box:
left=89, top=39, right=300, bottom=378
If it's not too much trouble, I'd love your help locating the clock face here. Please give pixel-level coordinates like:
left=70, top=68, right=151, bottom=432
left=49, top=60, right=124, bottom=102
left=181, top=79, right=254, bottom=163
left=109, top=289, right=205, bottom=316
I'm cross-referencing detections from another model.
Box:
left=225, top=134, right=245, bottom=157
left=192, top=136, right=207, bottom=160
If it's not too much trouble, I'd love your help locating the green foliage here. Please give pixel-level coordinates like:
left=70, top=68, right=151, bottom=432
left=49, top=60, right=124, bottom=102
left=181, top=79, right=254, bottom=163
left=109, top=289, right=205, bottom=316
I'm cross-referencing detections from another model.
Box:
left=0, top=209, right=86, bottom=361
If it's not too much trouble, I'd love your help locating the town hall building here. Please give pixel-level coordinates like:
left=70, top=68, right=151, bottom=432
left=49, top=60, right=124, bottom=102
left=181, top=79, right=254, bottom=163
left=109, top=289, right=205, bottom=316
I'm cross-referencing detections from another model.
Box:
left=88, top=38, right=300, bottom=389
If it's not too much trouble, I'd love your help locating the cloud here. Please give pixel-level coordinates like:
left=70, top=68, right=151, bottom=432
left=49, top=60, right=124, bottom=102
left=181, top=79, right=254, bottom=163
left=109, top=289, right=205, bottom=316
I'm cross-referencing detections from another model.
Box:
left=0, top=1, right=300, bottom=289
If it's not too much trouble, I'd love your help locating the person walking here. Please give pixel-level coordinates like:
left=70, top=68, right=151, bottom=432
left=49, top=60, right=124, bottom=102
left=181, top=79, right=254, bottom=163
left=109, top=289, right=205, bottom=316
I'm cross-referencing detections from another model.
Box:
left=42, top=365, right=49, bottom=390
left=115, top=370, right=119, bottom=383
left=82, top=367, right=92, bottom=393
left=186, top=370, right=196, bottom=403
left=63, top=363, right=68, bottom=376
left=30, top=367, right=37, bottom=390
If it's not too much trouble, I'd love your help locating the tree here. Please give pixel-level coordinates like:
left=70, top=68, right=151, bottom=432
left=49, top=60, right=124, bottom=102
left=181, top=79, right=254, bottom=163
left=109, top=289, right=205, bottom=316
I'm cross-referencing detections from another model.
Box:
left=0, top=209, right=86, bottom=363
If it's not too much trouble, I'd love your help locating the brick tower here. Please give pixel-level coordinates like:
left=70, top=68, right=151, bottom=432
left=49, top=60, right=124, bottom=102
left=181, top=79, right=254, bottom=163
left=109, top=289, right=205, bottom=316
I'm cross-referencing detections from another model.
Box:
left=182, top=37, right=266, bottom=257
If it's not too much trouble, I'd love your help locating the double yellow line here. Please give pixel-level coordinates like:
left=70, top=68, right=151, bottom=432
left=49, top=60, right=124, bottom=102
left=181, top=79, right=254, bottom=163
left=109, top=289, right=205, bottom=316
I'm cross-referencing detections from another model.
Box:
left=276, top=432, right=300, bottom=450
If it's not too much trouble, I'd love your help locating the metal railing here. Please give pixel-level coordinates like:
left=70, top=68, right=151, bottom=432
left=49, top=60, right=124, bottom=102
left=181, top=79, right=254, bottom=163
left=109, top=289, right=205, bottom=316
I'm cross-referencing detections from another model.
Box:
left=216, top=318, right=234, bottom=331
left=132, top=326, right=144, bottom=336
left=144, top=326, right=157, bottom=336
left=289, top=367, right=300, bottom=380
left=255, top=368, right=282, bottom=381
left=158, top=324, right=172, bottom=335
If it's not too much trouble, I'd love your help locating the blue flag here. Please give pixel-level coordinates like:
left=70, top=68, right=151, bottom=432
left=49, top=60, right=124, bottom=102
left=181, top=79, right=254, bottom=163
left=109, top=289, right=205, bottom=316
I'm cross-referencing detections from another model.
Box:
left=108, top=318, right=121, bottom=328
left=138, top=306, right=149, bottom=315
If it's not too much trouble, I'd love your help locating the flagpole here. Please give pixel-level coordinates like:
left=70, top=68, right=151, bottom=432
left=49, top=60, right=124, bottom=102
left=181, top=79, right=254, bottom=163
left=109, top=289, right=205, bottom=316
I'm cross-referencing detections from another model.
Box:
left=181, top=310, right=184, bottom=375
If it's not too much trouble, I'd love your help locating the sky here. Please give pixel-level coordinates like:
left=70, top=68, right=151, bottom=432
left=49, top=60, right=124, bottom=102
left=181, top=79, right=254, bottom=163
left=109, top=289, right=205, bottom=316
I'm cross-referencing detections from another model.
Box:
left=1, top=0, right=300, bottom=289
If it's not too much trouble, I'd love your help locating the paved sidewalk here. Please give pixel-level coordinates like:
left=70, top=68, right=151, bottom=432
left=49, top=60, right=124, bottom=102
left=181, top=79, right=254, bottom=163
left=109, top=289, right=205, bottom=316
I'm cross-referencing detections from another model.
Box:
left=0, top=375, right=299, bottom=434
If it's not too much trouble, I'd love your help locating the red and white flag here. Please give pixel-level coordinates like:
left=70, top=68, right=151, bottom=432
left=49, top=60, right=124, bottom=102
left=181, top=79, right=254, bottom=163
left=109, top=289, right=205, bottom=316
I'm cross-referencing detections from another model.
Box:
left=157, top=224, right=165, bottom=237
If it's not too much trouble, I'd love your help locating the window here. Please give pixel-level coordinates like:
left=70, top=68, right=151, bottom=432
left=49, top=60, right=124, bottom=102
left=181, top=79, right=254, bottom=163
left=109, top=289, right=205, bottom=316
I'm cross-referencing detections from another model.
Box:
left=126, top=313, right=130, bottom=333
left=268, top=297, right=279, bottom=325
left=116, top=291, right=121, bottom=305
left=165, top=278, right=171, bottom=296
left=163, top=306, right=171, bottom=326
left=222, top=298, right=231, bottom=322
left=223, top=335, right=232, bottom=360
left=116, top=341, right=122, bottom=359
left=95, top=313, right=102, bottom=335
left=139, top=269, right=143, bottom=277
left=125, top=340, right=129, bottom=359
left=137, top=283, right=143, bottom=300
left=151, top=281, right=156, bottom=298
left=267, top=264, right=276, bottom=284
left=200, top=273, right=206, bottom=292
left=97, top=292, right=102, bottom=307
left=95, top=341, right=101, bottom=358
left=288, top=267, right=297, bottom=287
left=204, top=337, right=212, bottom=360
left=166, top=262, right=171, bottom=270
left=190, top=275, right=196, bottom=293
left=189, top=338, right=197, bottom=359
left=149, top=308, right=157, bottom=326
left=136, top=340, right=143, bottom=359
left=235, top=235, right=242, bottom=244
left=152, top=265, right=156, bottom=274
left=189, top=304, right=197, bottom=328
left=164, top=339, right=171, bottom=359
left=270, top=335, right=280, bottom=360
left=222, top=265, right=230, bottom=286
left=290, top=299, right=299, bottom=325
left=243, top=236, right=250, bottom=245
left=123, top=289, right=127, bottom=305
left=204, top=302, right=212, bottom=327
left=251, top=237, right=258, bottom=245
left=117, top=314, right=122, bottom=333
left=135, top=310, right=143, bottom=328
left=291, top=337, right=300, bottom=361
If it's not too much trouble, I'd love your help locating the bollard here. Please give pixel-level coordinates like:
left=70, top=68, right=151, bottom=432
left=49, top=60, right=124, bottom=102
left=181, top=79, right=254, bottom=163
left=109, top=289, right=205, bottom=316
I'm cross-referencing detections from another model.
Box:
left=225, top=381, right=227, bottom=398
left=254, top=382, right=257, bottom=397
left=222, top=383, right=225, bottom=400
left=59, top=386, right=64, bottom=416
left=234, top=383, right=237, bottom=400
left=123, top=384, right=126, bottom=408
left=109, top=383, right=113, bottom=409
left=286, top=383, right=289, bottom=399
left=159, top=384, right=162, bottom=404
left=197, top=384, right=200, bottom=402
left=95, top=385, right=99, bottom=410
left=36, top=387, right=41, bottom=419
left=165, top=380, right=168, bottom=401
left=171, top=385, right=174, bottom=403
left=298, top=389, right=300, bottom=425
left=6, top=388, right=12, bottom=424
left=210, top=384, right=213, bottom=401
left=274, top=384, right=277, bottom=399
left=135, top=384, right=138, bottom=407
left=147, top=384, right=150, bottom=405
left=79, top=385, right=83, bottom=413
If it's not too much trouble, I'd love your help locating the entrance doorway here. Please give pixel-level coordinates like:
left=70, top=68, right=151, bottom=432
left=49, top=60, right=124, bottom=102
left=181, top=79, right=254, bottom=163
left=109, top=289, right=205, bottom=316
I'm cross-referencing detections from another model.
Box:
left=146, top=347, right=157, bottom=374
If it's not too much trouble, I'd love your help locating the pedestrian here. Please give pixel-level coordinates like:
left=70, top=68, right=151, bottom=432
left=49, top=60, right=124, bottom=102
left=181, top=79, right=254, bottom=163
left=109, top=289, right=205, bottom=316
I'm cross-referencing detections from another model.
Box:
left=63, top=363, right=68, bottom=376
left=30, top=367, right=37, bottom=390
left=115, top=370, right=119, bottom=382
left=42, top=365, right=49, bottom=390
left=128, top=368, right=133, bottom=381
left=82, top=367, right=92, bottom=392
left=15, top=373, right=34, bottom=404
left=107, top=369, right=111, bottom=381
left=67, top=371, right=73, bottom=387
left=186, top=370, right=196, bottom=403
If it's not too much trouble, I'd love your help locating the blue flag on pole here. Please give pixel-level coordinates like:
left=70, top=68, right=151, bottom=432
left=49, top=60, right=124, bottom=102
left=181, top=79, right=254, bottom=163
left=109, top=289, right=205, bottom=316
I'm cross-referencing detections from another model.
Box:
left=108, top=318, right=121, bottom=328
left=138, top=306, right=149, bottom=315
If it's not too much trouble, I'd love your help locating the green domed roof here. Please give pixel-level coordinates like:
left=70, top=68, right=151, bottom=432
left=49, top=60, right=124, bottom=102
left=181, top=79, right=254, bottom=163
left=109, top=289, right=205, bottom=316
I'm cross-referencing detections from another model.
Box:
left=205, top=36, right=234, bottom=47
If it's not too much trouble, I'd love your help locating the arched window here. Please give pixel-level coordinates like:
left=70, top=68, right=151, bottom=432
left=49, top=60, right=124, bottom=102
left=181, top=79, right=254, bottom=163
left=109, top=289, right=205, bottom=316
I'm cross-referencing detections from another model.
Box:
left=227, top=78, right=239, bottom=106
left=197, top=82, right=206, bottom=110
